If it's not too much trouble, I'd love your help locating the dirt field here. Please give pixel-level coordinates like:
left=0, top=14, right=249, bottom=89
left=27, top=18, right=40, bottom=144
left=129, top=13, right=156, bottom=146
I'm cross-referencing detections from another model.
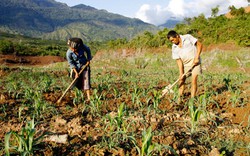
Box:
left=0, top=46, right=250, bottom=155
left=0, top=54, right=66, bottom=66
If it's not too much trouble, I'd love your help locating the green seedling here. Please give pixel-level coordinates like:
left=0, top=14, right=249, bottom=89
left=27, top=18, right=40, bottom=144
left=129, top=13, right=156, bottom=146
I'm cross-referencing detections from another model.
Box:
left=5, top=118, right=46, bottom=156
left=188, top=99, right=204, bottom=134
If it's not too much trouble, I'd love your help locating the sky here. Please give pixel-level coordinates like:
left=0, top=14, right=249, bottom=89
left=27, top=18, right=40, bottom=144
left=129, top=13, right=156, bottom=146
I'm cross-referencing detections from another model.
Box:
left=56, top=0, right=249, bottom=25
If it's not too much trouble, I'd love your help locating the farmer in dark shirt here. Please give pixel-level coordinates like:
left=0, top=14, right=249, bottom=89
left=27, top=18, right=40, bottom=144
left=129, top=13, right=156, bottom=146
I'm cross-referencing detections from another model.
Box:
left=66, top=38, right=92, bottom=101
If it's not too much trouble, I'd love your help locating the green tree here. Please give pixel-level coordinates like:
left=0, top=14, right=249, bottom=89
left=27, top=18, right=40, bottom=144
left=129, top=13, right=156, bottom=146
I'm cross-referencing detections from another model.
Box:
left=184, top=17, right=192, bottom=25
left=228, top=5, right=245, bottom=16
left=0, top=40, right=14, bottom=54
left=211, top=5, right=219, bottom=17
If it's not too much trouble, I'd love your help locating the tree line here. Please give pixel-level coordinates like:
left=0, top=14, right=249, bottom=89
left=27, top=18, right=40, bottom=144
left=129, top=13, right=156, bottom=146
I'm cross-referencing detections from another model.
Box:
left=107, top=6, right=250, bottom=49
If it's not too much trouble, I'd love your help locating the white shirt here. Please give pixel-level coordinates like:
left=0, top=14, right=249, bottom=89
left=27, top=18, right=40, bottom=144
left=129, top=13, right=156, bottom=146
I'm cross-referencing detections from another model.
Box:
left=172, top=34, right=198, bottom=66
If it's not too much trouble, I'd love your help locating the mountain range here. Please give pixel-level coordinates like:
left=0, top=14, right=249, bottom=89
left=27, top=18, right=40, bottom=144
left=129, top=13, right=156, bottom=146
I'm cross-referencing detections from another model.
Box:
left=0, top=0, right=163, bottom=41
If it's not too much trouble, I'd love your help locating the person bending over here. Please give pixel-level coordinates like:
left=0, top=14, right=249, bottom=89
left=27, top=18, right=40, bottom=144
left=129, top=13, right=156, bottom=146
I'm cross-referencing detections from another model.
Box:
left=167, top=30, right=202, bottom=103
left=66, top=37, right=92, bottom=101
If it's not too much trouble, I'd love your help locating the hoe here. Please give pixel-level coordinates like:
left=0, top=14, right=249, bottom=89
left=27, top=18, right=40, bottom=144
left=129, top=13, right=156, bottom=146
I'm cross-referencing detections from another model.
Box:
left=57, top=62, right=89, bottom=103
left=161, top=66, right=194, bottom=98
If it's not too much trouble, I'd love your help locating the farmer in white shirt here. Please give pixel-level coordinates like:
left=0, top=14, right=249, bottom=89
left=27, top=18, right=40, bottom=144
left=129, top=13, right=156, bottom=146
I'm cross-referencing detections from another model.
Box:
left=167, top=30, right=202, bottom=103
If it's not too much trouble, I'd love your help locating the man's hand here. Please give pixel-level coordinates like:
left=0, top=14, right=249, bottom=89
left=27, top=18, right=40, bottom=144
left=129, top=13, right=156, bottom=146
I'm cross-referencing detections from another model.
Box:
left=75, top=72, right=79, bottom=78
left=73, top=68, right=79, bottom=78
left=193, top=57, right=200, bottom=66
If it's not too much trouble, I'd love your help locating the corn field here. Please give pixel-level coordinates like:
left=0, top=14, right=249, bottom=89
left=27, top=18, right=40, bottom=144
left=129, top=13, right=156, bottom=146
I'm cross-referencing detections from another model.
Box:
left=0, top=47, right=249, bottom=155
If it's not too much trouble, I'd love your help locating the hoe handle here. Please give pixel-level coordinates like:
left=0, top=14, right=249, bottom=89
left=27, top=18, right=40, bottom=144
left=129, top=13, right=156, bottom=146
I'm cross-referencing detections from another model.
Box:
left=161, top=65, right=195, bottom=98
left=57, top=62, right=90, bottom=103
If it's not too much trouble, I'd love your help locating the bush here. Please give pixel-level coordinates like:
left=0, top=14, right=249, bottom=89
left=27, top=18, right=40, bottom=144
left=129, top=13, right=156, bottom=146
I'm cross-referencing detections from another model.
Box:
left=0, top=40, right=14, bottom=54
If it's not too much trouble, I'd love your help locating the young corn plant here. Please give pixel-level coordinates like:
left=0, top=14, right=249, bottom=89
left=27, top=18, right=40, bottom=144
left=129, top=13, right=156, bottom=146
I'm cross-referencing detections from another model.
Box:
left=140, top=86, right=148, bottom=97
left=101, top=103, right=136, bottom=150
left=134, top=127, right=177, bottom=156
left=32, top=96, right=48, bottom=118
left=223, top=74, right=234, bottom=91
left=4, top=74, right=23, bottom=99
left=188, top=99, right=204, bottom=134
left=246, top=142, right=250, bottom=156
left=228, top=89, right=241, bottom=107
left=115, top=103, right=126, bottom=130
left=197, top=92, right=211, bottom=109
left=24, top=89, right=47, bottom=118
left=101, top=127, right=137, bottom=151
left=23, top=88, right=35, bottom=103
left=131, top=87, right=143, bottom=108
left=139, top=127, right=154, bottom=156
left=39, top=74, right=53, bottom=93
left=151, top=89, right=161, bottom=111
left=5, top=118, right=46, bottom=156
left=88, top=89, right=103, bottom=116
left=104, top=103, right=127, bottom=132
left=134, top=58, right=149, bottom=69
left=0, top=104, right=7, bottom=119
left=112, top=86, right=121, bottom=99
left=18, top=105, right=26, bottom=120
left=73, top=89, right=84, bottom=106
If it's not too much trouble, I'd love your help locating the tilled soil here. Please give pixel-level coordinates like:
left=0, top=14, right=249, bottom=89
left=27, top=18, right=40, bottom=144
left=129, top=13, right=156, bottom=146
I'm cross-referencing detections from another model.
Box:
left=0, top=54, right=249, bottom=156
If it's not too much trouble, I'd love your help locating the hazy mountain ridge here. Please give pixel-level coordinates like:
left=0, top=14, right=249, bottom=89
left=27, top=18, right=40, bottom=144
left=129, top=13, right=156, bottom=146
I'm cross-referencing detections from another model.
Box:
left=0, top=0, right=159, bottom=41
left=159, top=18, right=182, bottom=29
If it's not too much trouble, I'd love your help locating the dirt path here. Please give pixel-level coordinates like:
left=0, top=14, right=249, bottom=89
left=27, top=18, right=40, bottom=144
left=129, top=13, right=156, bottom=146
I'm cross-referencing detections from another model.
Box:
left=0, top=54, right=66, bottom=66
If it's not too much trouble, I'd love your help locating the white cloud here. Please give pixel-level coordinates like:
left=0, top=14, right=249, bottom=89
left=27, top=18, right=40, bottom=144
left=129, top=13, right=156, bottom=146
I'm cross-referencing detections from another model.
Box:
left=135, top=4, right=173, bottom=25
left=168, top=0, right=185, bottom=16
left=135, top=0, right=249, bottom=25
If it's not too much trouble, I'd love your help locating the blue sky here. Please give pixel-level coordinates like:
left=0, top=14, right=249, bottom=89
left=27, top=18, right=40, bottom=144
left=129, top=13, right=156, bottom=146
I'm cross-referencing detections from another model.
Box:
left=56, top=0, right=249, bottom=25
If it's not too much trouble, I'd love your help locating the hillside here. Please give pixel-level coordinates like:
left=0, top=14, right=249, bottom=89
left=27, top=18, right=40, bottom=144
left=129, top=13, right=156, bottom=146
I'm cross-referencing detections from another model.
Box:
left=225, top=6, right=250, bottom=18
left=0, top=0, right=159, bottom=41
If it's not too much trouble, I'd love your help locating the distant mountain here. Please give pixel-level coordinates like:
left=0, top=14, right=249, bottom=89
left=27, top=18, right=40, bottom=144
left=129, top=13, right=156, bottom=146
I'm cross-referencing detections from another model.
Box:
left=0, top=0, right=159, bottom=41
left=158, top=18, right=182, bottom=29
